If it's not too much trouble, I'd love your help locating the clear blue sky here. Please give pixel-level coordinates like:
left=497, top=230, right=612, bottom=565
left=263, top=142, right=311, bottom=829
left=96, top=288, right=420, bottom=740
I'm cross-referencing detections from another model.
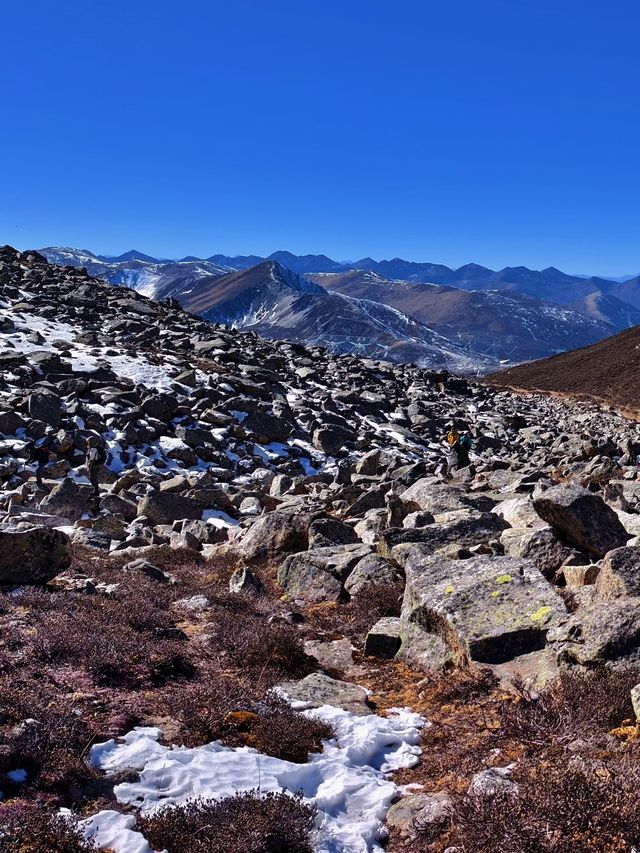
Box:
left=2, top=0, right=639, bottom=275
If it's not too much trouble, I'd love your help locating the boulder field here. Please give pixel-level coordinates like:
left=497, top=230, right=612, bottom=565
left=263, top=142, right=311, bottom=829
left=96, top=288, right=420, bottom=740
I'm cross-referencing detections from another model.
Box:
left=3, top=244, right=640, bottom=680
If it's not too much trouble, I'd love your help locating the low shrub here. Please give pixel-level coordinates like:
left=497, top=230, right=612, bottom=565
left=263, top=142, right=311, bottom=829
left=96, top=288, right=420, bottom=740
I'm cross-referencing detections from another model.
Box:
left=250, top=697, right=334, bottom=762
left=138, top=791, right=317, bottom=853
left=0, top=803, right=95, bottom=852
left=451, top=754, right=640, bottom=853
left=348, top=581, right=403, bottom=635
left=499, top=666, right=640, bottom=749
left=211, top=607, right=312, bottom=680
left=31, top=593, right=194, bottom=689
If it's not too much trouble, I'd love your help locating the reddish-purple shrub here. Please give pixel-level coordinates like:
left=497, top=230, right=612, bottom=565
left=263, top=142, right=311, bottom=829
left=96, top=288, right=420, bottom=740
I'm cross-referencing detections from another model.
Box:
left=138, top=791, right=317, bottom=853
left=250, top=697, right=333, bottom=762
left=0, top=802, right=96, bottom=852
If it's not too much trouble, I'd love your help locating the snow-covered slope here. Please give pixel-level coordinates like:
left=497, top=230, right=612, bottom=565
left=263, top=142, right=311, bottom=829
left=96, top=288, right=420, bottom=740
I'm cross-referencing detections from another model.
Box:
left=40, top=247, right=231, bottom=300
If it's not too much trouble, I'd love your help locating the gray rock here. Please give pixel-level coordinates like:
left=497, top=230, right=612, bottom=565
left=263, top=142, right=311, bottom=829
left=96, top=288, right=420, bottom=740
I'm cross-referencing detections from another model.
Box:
left=241, top=509, right=318, bottom=563
left=278, top=672, right=372, bottom=715
left=386, top=792, right=452, bottom=841
left=364, top=617, right=402, bottom=659
left=380, top=512, right=508, bottom=557
left=28, top=392, right=62, bottom=427
left=501, top=526, right=572, bottom=580
left=137, top=492, right=203, bottom=525
left=594, top=547, right=640, bottom=600
left=243, top=412, right=292, bottom=443
left=39, top=477, right=93, bottom=521
left=354, top=510, right=387, bottom=545
left=403, top=510, right=436, bottom=528
left=344, top=554, right=402, bottom=596
left=278, top=544, right=372, bottom=603
left=550, top=599, right=640, bottom=666
left=312, top=426, right=355, bottom=455
left=400, top=480, right=490, bottom=515
left=308, top=517, right=358, bottom=548
left=123, top=559, right=170, bottom=582
left=229, top=566, right=263, bottom=594
left=0, top=525, right=71, bottom=583
left=533, top=484, right=631, bottom=558
left=72, top=528, right=112, bottom=550
left=0, top=411, right=24, bottom=435
left=468, top=766, right=518, bottom=798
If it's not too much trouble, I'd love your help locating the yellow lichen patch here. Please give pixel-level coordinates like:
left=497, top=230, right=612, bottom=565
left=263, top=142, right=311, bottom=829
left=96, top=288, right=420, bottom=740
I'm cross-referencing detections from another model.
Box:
left=223, top=710, right=258, bottom=730
left=530, top=605, right=552, bottom=622
left=444, top=584, right=454, bottom=594
left=490, top=590, right=500, bottom=597
left=610, top=723, right=640, bottom=741
left=495, top=574, right=513, bottom=584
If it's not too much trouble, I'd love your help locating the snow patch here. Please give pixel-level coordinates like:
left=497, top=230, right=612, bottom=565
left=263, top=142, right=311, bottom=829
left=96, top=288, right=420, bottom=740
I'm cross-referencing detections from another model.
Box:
left=85, top=706, right=424, bottom=853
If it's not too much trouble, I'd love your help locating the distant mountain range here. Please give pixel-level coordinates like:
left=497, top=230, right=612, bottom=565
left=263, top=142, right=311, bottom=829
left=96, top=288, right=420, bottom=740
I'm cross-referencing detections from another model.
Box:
left=40, top=246, right=640, bottom=371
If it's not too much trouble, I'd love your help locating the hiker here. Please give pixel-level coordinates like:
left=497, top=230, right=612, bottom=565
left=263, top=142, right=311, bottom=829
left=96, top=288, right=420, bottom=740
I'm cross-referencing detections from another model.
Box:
left=26, top=431, right=54, bottom=488
left=445, top=423, right=471, bottom=471
left=85, top=438, right=107, bottom=498
left=458, top=431, right=472, bottom=468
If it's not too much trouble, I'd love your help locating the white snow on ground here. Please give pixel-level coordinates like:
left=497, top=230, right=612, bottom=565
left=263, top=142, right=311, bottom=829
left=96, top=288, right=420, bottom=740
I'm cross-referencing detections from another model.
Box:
left=4, top=313, right=199, bottom=392
left=84, top=706, right=424, bottom=853
left=201, top=509, right=239, bottom=528
left=80, top=811, right=155, bottom=853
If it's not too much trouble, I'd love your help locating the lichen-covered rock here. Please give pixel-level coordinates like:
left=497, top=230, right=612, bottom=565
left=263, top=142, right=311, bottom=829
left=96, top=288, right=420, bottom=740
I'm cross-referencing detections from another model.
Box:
left=533, top=484, right=630, bottom=558
left=396, top=550, right=565, bottom=671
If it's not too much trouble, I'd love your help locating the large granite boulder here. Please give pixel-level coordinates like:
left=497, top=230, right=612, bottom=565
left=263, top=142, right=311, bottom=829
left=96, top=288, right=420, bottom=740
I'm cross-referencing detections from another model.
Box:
left=500, top=526, right=572, bottom=580
left=39, top=477, right=93, bottom=521
left=278, top=544, right=372, bottom=603
left=400, top=480, right=491, bottom=516
left=533, top=484, right=630, bottom=558
left=241, top=509, right=319, bottom=563
left=395, top=549, right=565, bottom=672
left=549, top=599, right=640, bottom=666
left=379, top=512, right=508, bottom=557
left=0, top=526, right=71, bottom=584
left=137, top=492, right=203, bottom=525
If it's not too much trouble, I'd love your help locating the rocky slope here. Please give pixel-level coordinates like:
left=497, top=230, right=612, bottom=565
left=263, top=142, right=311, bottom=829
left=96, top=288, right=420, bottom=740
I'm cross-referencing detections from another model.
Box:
left=5, top=245, right=640, bottom=851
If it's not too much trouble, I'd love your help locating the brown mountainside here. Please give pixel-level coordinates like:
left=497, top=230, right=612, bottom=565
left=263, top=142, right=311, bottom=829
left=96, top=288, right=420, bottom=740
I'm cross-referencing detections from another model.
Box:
left=488, top=323, right=640, bottom=413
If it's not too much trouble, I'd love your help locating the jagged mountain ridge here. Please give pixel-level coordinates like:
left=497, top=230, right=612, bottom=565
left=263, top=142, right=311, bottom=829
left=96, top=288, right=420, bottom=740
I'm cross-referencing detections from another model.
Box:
left=183, top=261, right=491, bottom=372
left=40, top=246, right=640, bottom=367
